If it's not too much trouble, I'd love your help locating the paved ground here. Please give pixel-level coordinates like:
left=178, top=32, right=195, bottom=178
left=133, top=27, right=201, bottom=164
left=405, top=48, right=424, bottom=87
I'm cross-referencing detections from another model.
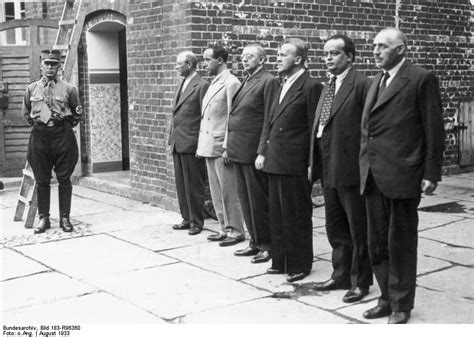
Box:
left=0, top=173, right=473, bottom=331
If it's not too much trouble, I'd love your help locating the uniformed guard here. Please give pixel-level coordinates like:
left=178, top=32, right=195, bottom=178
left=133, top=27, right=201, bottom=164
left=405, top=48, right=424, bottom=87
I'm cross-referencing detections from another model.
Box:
left=22, top=49, right=82, bottom=234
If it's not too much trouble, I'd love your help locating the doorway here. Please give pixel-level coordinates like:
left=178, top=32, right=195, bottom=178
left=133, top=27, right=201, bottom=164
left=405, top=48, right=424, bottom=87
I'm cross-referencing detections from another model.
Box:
left=86, top=21, right=129, bottom=173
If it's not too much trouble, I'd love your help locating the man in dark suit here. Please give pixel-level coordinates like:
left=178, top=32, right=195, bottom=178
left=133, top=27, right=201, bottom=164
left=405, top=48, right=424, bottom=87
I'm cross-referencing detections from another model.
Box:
left=309, top=35, right=373, bottom=303
left=359, top=28, right=444, bottom=324
left=256, top=38, right=323, bottom=282
left=226, top=43, right=280, bottom=263
left=170, top=51, right=209, bottom=235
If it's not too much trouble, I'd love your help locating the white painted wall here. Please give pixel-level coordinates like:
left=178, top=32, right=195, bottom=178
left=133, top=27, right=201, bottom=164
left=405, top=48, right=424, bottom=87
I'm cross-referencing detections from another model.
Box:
left=86, top=30, right=119, bottom=72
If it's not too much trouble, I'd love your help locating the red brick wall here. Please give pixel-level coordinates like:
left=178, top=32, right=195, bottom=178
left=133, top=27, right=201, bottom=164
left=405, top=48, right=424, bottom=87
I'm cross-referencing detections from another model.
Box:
left=120, top=0, right=473, bottom=209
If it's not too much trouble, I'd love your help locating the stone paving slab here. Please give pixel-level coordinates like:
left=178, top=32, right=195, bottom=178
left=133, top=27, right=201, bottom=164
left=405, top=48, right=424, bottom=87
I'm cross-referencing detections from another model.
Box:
left=418, top=194, right=453, bottom=208
left=417, top=266, right=474, bottom=299
left=1, top=248, right=49, bottom=281
left=312, top=232, right=332, bottom=257
left=2, top=292, right=164, bottom=324
left=418, top=237, right=473, bottom=266
left=183, top=297, right=350, bottom=323
left=161, top=239, right=270, bottom=280
left=87, top=263, right=270, bottom=320
left=109, top=221, right=222, bottom=252
left=420, top=219, right=474, bottom=248
left=417, top=254, right=452, bottom=276
left=340, top=286, right=474, bottom=324
left=73, top=186, right=157, bottom=213
left=16, top=234, right=176, bottom=280
left=413, top=287, right=474, bottom=323
left=74, top=210, right=181, bottom=234
left=2, top=272, right=97, bottom=312
left=418, top=211, right=466, bottom=231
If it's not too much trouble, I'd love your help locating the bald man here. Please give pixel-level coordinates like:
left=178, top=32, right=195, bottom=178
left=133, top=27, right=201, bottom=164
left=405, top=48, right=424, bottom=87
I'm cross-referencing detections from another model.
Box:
left=359, top=28, right=444, bottom=324
left=169, top=51, right=209, bottom=235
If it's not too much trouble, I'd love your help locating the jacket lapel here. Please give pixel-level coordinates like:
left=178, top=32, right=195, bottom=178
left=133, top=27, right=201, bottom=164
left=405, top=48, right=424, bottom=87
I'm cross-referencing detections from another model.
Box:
left=363, top=72, right=381, bottom=115
left=174, top=75, right=199, bottom=112
left=173, top=79, right=185, bottom=109
left=328, top=67, right=355, bottom=121
left=232, top=69, right=264, bottom=107
left=202, top=72, right=227, bottom=115
left=371, top=61, right=410, bottom=112
left=270, top=71, right=308, bottom=125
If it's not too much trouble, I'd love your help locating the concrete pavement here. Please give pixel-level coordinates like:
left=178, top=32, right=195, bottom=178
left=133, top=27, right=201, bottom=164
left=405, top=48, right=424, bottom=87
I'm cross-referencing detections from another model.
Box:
left=1, top=173, right=473, bottom=328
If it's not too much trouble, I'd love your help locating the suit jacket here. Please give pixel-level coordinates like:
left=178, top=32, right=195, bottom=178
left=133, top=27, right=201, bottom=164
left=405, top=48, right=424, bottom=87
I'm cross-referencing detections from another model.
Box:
left=226, top=68, right=280, bottom=164
left=258, top=71, right=323, bottom=176
left=359, top=61, right=445, bottom=199
left=168, top=73, right=209, bottom=153
left=197, top=69, right=240, bottom=158
left=309, top=68, right=370, bottom=187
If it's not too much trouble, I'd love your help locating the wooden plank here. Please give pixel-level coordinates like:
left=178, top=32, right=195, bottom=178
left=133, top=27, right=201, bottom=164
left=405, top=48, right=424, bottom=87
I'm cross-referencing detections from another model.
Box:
left=459, top=100, right=474, bottom=166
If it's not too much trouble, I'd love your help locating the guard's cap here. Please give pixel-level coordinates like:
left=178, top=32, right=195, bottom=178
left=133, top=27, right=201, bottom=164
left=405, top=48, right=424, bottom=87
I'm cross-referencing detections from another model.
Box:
left=41, top=49, right=61, bottom=63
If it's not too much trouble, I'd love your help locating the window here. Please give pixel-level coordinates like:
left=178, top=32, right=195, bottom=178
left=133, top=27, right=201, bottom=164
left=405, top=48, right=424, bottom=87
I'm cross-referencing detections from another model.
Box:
left=0, top=1, right=28, bottom=45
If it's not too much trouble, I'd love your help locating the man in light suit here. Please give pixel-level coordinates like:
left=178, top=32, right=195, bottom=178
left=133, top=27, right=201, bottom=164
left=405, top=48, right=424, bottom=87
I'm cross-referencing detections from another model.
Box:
left=256, top=38, right=323, bottom=282
left=197, top=45, right=245, bottom=246
left=360, top=28, right=444, bottom=324
left=309, top=35, right=373, bottom=303
left=169, top=51, right=209, bottom=235
left=226, top=43, right=280, bottom=263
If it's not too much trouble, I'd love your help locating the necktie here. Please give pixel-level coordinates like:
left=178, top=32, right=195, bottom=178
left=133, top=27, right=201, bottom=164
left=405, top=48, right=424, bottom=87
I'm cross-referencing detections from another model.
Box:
left=319, top=76, right=337, bottom=127
left=39, top=81, right=53, bottom=123
left=377, top=72, right=390, bottom=100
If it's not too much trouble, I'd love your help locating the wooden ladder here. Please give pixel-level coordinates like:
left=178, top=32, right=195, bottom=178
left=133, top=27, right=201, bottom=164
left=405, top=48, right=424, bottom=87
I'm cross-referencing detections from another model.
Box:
left=14, top=0, right=85, bottom=227
left=14, top=162, right=38, bottom=228
left=53, top=0, right=85, bottom=82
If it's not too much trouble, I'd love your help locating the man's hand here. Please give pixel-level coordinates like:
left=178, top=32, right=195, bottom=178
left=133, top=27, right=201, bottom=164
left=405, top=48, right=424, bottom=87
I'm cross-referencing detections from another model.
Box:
left=255, top=154, right=265, bottom=170
left=421, top=179, right=437, bottom=195
left=222, top=150, right=231, bottom=165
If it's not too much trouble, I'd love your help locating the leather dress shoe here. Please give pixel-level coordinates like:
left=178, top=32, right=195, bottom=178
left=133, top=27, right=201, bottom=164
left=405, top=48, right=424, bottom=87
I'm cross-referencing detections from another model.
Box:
left=342, top=286, right=369, bottom=303
left=207, top=233, right=227, bottom=241
left=388, top=311, right=411, bottom=324
left=234, top=246, right=259, bottom=256
left=266, top=268, right=284, bottom=274
left=219, top=236, right=244, bottom=247
left=363, top=305, right=392, bottom=319
left=188, top=227, right=202, bottom=235
left=286, top=272, right=310, bottom=283
left=172, top=223, right=191, bottom=230
left=34, top=218, right=51, bottom=234
left=59, top=217, right=73, bottom=232
left=251, top=250, right=271, bottom=264
left=312, top=279, right=351, bottom=291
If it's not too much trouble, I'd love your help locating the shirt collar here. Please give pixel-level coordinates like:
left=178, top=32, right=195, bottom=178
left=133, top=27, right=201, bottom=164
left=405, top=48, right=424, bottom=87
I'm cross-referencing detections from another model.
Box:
left=331, top=66, right=351, bottom=85
left=212, top=69, right=229, bottom=84
left=41, top=77, right=57, bottom=87
left=386, top=57, right=405, bottom=78
left=246, top=65, right=264, bottom=80
left=284, top=68, right=305, bottom=87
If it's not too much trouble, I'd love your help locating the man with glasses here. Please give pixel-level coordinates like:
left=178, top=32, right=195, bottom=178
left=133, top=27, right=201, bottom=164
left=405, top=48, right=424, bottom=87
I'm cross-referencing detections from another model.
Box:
left=226, top=44, right=279, bottom=263
left=22, top=49, right=82, bottom=234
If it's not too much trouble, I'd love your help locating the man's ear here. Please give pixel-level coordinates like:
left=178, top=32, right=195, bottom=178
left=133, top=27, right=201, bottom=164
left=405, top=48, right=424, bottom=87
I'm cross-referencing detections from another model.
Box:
left=396, top=44, right=406, bottom=55
left=295, top=55, right=303, bottom=65
left=217, top=57, right=224, bottom=64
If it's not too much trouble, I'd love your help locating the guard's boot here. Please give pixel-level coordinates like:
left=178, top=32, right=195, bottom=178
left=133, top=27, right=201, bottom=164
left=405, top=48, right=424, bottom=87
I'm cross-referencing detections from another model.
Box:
left=34, top=217, right=51, bottom=234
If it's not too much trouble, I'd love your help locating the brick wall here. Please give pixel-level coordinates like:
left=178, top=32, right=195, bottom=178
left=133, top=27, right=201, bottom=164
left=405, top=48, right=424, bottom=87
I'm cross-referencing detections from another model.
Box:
left=120, top=0, right=473, bottom=210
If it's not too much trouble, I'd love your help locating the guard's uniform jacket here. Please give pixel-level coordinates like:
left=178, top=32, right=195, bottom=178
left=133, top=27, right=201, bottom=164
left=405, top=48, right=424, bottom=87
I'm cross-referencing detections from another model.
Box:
left=23, top=77, right=81, bottom=127
left=22, top=76, right=82, bottom=220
